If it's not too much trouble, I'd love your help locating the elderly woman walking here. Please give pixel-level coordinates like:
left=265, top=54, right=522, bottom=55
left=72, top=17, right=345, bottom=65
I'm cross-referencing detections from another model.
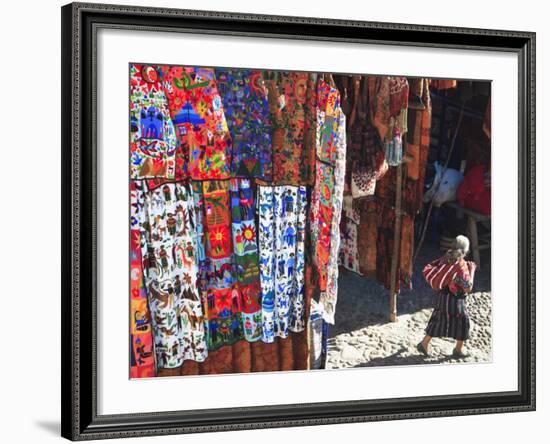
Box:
left=417, top=235, right=476, bottom=358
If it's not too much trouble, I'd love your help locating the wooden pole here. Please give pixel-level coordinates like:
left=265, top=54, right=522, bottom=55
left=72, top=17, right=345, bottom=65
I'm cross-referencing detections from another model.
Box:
left=389, top=161, right=403, bottom=322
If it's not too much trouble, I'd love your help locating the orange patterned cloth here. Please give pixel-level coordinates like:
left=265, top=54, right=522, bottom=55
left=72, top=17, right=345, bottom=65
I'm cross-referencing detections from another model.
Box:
left=129, top=182, right=156, bottom=378
left=267, top=72, right=316, bottom=185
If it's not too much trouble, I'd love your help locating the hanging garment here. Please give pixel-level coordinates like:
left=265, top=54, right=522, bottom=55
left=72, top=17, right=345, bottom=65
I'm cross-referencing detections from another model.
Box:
left=201, top=180, right=243, bottom=349
left=130, top=64, right=177, bottom=179
left=229, top=178, right=262, bottom=342
left=309, top=300, right=329, bottom=370
left=310, top=161, right=334, bottom=291
left=310, top=79, right=346, bottom=308
left=405, top=78, right=432, bottom=214
left=137, top=181, right=208, bottom=368
left=356, top=200, right=379, bottom=278
left=338, top=196, right=360, bottom=274
left=266, top=72, right=316, bottom=185
left=189, top=180, right=213, bottom=358
left=372, top=79, right=431, bottom=292
left=130, top=182, right=156, bottom=378
left=375, top=76, right=409, bottom=167
left=215, top=69, right=273, bottom=180
left=341, top=75, right=388, bottom=199
left=429, top=78, right=458, bottom=90
left=161, top=66, right=232, bottom=180
left=315, top=78, right=342, bottom=165
left=318, top=107, right=347, bottom=324
left=350, top=147, right=388, bottom=199
left=257, top=185, right=307, bottom=343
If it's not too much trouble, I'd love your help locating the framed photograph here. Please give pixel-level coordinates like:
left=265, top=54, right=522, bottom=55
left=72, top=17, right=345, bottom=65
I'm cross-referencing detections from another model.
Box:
left=61, top=2, right=535, bottom=440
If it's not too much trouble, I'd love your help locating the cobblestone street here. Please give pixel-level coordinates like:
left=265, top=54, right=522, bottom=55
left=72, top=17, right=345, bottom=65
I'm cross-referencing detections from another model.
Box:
left=327, top=243, right=492, bottom=369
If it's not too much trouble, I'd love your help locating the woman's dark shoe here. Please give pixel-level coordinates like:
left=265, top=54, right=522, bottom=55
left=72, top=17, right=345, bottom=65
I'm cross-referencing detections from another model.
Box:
left=416, top=342, right=428, bottom=356
left=452, top=348, right=469, bottom=359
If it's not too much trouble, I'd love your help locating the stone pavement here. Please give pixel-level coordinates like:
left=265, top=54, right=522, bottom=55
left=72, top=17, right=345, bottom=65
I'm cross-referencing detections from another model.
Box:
left=326, top=243, right=492, bottom=369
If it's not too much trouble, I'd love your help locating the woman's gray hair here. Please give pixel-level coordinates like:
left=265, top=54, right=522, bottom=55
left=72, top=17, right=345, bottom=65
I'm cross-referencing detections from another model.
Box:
left=446, top=235, right=470, bottom=262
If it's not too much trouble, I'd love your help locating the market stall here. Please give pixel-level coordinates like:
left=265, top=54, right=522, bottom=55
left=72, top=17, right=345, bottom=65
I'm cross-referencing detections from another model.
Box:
left=128, top=64, right=491, bottom=377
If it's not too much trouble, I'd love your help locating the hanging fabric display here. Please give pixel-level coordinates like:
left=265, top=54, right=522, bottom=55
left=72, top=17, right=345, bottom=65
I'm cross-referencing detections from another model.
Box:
left=356, top=200, right=379, bottom=278
left=257, top=186, right=276, bottom=342
left=130, top=182, right=156, bottom=378
left=405, top=78, right=432, bottom=214
left=215, top=69, right=273, bottom=180
left=373, top=78, right=431, bottom=292
left=310, top=161, right=334, bottom=291
left=258, top=185, right=307, bottom=343
left=201, top=180, right=243, bottom=349
left=310, top=79, right=346, bottom=310
left=266, top=71, right=314, bottom=185
left=137, top=181, right=208, bottom=368
left=343, top=76, right=388, bottom=199
left=161, top=66, right=232, bottom=180
left=229, top=178, right=262, bottom=341
left=125, top=62, right=473, bottom=377
left=289, top=186, right=307, bottom=333
left=316, top=79, right=347, bottom=323
left=385, top=77, right=409, bottom=166
left=338, top=196, right=360, bottom=273
left=130, top=64, right=177, bottom=179
left=190, top=180, right=209, bottom=342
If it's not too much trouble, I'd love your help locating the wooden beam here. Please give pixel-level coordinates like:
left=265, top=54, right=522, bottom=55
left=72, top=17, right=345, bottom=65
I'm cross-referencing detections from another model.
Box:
left=389, top=162, right=404, bottom=322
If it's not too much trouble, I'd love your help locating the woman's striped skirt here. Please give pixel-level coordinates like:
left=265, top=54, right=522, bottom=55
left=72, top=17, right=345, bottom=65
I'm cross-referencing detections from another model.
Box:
left=425, top=290, right=470, bottom=341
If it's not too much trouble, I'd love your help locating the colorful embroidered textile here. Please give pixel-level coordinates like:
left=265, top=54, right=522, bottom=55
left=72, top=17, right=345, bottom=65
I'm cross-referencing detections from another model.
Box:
left=190, top=180, right=210, bottom=348
left=130, top=64, right=177, bottom=179
left=336, top=75, right=388, bottom=199
left=230, top=178, right=262, bottom=341
left=137, top=181, right=208, bottom=368
left=310, top=162, right=334, bottom=291
left=258, top=185, right=307, bottom=343
left=289, top=186, right=307, bottom=332
left=267, top=72, right=314, bottom=185
left=215, top=69, right=273, bottom=180
left=161, top=66, right=231, bottom=180
left=316, top=78, right=342, bottom=165
left=310, top=80, right=345, bottom=297
left=318, top=109, right=346, bottom=323
left=130, top=182, right=156, bottom=378
left=201, top=180, right=244, bottom=349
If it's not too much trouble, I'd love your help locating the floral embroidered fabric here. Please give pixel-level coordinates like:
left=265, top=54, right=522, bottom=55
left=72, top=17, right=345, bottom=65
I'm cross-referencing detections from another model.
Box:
left=161, top=66, right=232, bottom=180
left=267, top=72, right=316, bottom=185
left=318, top=109, right=347, bottom=323
left=230, top=178, right=262, bottom=341
left=215, top=69, right=273, bottom=180
left=201, top=180, right=243, bottom=350
left=310, top=79, right=346, bottom=300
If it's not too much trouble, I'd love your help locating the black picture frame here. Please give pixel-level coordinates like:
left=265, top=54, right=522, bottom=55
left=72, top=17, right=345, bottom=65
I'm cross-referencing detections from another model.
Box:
left=61, top=2, right=536, bottom=440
